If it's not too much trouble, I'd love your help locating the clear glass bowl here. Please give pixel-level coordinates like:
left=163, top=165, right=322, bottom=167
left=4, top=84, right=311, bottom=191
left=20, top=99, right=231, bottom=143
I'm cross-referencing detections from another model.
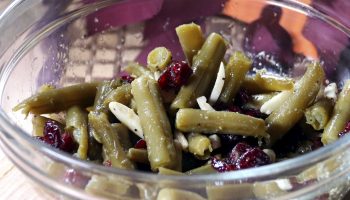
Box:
left=0, top=0, right=349, bottom=199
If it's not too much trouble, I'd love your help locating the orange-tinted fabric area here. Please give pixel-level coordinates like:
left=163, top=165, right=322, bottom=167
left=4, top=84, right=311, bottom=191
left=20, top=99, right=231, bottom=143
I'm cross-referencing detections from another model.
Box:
left=223, top=0, right=319, bottom=59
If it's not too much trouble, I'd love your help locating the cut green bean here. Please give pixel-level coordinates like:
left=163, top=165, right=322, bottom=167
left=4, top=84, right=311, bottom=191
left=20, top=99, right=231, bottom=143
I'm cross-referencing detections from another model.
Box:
left=123, top=62, right=154, bottom=79
left=265, top=62, right=325, bottom=145
left=66, top=106, right=89, bottom=160
left=157, top=188, right=206, bottom=200
left=207, top=184, right=255, bottom=200
left=171, top=33, right=227, bottom=111
left=186, top=164, right=216, bottom=175
left=111, top=123, right=131, bottom=151
left=147, top=47, right=172, bottom=71
left=131, top=76, right=178, bottom=171
left=219, top=51, right=252, bottom=103
left=175, top=23, right=204, bottom=65
left=85, top=175, right=132, bottom=198
left=158, top=167, right=185, bottom=176
left=127, top=148, right=149, bottom=164
left=322, top=80, right=350, bottom=144
left=243, top=72, right=294, bottom=94
left=93, top=79, right=122, bottom=113
left=103, top=84, right=132, bottom=107
left=176, top=109, right=267, bottom=137
left=32, top=115, right=49, bottom=137
left=244, top=92, right=278, bottom=110
left=13, top=82, right=99, bottom=115
left=89, top=112, right=134, bottom=169
left=187, top=133, right=212, bottom=160
left=305, top=98, right=333, bottom=131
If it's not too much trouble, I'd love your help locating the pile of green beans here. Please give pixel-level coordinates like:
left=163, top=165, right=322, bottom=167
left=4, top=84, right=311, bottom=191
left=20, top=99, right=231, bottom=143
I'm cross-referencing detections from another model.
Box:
left=13, top=23, right=350, bottom=181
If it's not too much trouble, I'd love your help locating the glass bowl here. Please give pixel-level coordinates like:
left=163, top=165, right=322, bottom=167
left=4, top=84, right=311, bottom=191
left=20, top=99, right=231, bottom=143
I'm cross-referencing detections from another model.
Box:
left=0, top=0, right=350, bottom=199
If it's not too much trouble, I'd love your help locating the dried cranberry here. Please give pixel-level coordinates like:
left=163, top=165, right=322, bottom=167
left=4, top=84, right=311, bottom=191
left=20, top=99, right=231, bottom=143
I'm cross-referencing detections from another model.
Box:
left=310, top=137, right=323, bottom=150
left=64, top=169, right=89, bottom=188
left=121, top=75, right=135, bottom=83
left=235, top=89, right=250, bottom=106
left=134, top=139, right=147, bottom=149
left=243, top=108, right=268, bottom=119
left=229, top=143, right=252, bottom=163
left=235, top=148, right=270, bottom=169
left=42, top=120, right=62, bottom=148
left=211, top=157, right=236, bottom=172
left=103, top=160, right=112, bottom=167
left=228, top=105, right=242, bottom=113
left=158, top=61, right=193, bottom=90
left=59, top=132, right=76, bottom=153
left=339, top=121, right=350, bottom=138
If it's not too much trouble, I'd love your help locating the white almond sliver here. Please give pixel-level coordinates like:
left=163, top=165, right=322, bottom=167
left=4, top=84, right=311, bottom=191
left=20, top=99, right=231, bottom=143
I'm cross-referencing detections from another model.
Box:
left=275, top=179, right=293, bottom=191
left=175, top=131, right=188, bottom=151
left=197, top=96, right=215, bottom=111
left=209, top=134, right=221, bottom=150
left=260, top=90, right=291, bottom=114
left=154, top=71, right=161, bottom=80
left=109, top=101, right=144, bottom=139
left=324, top=82, right=337, bottom=101
left=209, top=62, right=225, bottom=104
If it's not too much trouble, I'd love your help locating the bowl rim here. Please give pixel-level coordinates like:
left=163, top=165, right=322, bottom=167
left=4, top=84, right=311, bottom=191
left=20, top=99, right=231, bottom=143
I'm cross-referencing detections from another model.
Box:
left=0, top=0, right=350, bottom=184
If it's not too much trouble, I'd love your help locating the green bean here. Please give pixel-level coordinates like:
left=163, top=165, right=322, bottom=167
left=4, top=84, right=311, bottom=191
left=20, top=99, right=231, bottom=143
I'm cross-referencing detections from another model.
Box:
left=13, top=82, right=99, bottom=115
left=244, top=92, right=278, bottom=110
left=207, top=184, right=255, bottom=200
left=243, top=73, right=294, bottom=94
left=111, top=123, right=131, bottom=151
left=85, top=175, right=132, bottom=198
left=265, top=62, right=325, bottom=145
left=186, top=164, right=216, bottom=175
left=296, top=157, right=341, bottom=182
left=66, top=106, right=89, bottom=160
left=219, top=51, right=252, bottom=103
left=171, top=33, right=227, bottom=111
left=187, top=133, right=212, bottom=160
left=176, top=109, right=267, bottom=137
left=103, top=84, right=132, bottom=107
left=131, top=76, right=178, bottom=171
left=88, top=112, right=134, bottom=169
left=123, top=62, right=154, bottom=79
left=127, top=148, right=149, bottom=164
left=32, top=115, right=49, bottom=137
left=305, top=98, right=333, bottom=131
left=93, top=79, right=122, bottom=113
left=322, top=80, right=350, bottom=144
left=147, top=47, right=172, bottom=71
left=37, top=84, right=55, bottom=93
left=157, top=188, right=206, bottom=200
left=175, top=23, right=204, bottom=65
left=158, top=167, right=184, bottom=176
left=253, top=181, right=286, bottom=198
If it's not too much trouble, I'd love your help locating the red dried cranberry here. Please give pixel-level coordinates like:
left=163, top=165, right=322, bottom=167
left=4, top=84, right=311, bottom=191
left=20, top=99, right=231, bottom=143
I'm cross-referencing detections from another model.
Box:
left=103, top=160, right=112, bottom=167
left=235, top=148, right=270, bottom=169
left=339, top=121, right=350, bottom=138
left=229, top=143, right=252, bottom=163
left=134, top=139, right=147, bottom=149
left=121, top=75, right=135, bottom=83
left=64, top=169, right=89, bottom=188
left=59, top=132, right=76, bottom=153
left=310, top=137, right=323, bottom=150
left=158, top=61, right=193, bottom=90
left=235, top=89, right=250, bottom=106
left=228, top=105, right=242, bottom=113
left=243, top=108, right=268, bottom=119
left=43, top=120, right=62, bottom=148
left=211, top=157, right=236, bottom=172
